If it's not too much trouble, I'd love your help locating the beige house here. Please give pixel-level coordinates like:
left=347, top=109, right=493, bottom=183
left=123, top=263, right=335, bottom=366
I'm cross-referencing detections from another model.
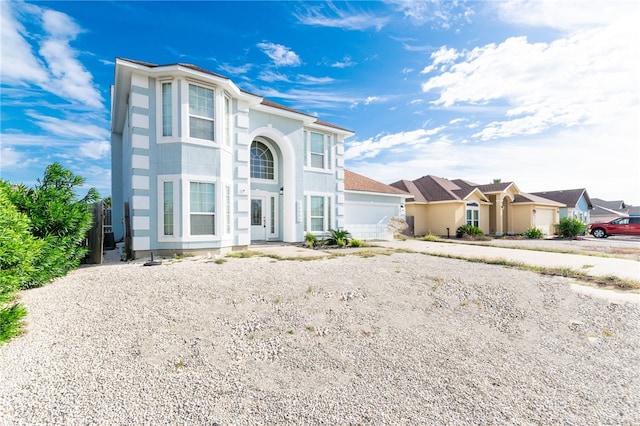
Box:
left=391, top=176, right=564, bottom=237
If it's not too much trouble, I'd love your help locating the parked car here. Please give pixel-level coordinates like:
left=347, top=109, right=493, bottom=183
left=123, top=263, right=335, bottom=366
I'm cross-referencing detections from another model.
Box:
left=589, top=217, right=640, bottom=238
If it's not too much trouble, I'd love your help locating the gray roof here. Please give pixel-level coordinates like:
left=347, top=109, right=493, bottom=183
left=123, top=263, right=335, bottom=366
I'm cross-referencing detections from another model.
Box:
left=530, top=189, right=592, bottom=209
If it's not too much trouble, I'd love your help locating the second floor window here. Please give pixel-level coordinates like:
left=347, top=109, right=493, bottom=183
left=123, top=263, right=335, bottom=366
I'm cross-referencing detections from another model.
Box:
left=250, top=140, right=274, bottom=180
left=189, top=84, right=214, bottom=141
left=305, top=131, right=332, bottom=170
left=161, top=82, right=172, bottom=137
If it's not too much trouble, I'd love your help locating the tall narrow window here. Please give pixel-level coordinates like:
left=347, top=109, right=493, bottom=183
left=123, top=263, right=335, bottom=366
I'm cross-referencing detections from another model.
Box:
left=225, top=184, right=232, bottom=234
left=189, top=84, right=215, bottom=141
left=223, top=95, right=231, bottom=146
left=310, top=132, right=325, bottom=168
left=310, top=196, right=325, bottom=232
left=163, top=181, right=174, bottom=235
left=466, top=202, right=479, bottom=227
left=190, top=182, right=215, bottom=235
left=270, top=196, right=276, bottom=234
left=250, top=141, right=274, bottom=180
left=161, top=82, right=172, bottom=136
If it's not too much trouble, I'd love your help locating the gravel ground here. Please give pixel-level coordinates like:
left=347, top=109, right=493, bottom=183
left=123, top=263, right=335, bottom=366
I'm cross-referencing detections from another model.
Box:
left=1, top=252, right=639, bottom=425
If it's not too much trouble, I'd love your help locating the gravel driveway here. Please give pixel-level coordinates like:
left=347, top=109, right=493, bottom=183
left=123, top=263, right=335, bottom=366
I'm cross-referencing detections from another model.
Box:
left=1, top=252, right=639, bottom=425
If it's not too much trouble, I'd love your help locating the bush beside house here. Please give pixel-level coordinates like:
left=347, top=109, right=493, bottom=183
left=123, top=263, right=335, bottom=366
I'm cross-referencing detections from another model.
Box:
left=0, top=163, right=99, bottom=345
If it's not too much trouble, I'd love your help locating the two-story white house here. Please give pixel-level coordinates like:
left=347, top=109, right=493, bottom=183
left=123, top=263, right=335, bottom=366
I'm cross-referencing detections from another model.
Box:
left=111, top=58, right=406, bottom=258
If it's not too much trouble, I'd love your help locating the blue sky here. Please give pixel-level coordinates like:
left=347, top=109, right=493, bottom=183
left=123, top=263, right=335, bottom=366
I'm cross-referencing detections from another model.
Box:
left=1, top=0, right=639, bottom=205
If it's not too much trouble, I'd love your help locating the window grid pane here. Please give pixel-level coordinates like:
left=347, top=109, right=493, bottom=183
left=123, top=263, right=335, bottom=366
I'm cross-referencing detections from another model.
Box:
left=189, top=84, right=214, bottom=141
left=163, top=181, right=173, bottom=235
left=190, top=215, right=215, bottom=235
left=250, top=141, right=274, bottom=179
left=270, top=196, right=275, bottom=234
left=225, top=185, right=231, bottom=234
left=190, top=117, right=215, bottom=141
left=162, top=83, right=172, bottom=137
left=310, top=196, right=325, bottom=232
left=310, top=132, right=325, bottom=168
left=190, top=182, right=215, bottom=213
left=224, top=96, right=231, bottom=146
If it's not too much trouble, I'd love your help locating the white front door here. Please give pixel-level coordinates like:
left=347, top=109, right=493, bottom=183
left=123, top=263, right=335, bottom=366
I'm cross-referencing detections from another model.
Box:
left=250, top=194, right=279, bottom=241
left=251, top=196, right=267, bottom=241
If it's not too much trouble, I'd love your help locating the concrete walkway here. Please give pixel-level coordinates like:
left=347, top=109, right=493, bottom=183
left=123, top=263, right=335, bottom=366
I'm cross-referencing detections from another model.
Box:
left=376, top=239, right=640, bottom=282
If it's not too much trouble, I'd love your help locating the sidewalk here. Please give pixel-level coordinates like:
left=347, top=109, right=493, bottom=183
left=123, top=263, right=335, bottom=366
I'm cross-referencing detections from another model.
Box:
left=375, top=239, right=640, bottom=282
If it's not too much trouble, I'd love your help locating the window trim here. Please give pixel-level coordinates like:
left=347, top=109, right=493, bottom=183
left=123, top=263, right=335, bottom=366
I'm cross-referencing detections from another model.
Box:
left=304, top=130, right=333, bottom=173
left=189, top=181, right=216, bottom=236
left=304, top=192, right=334, bottom=234
left=156, top=79, right=179, bottom=143
left=181, top=175, right=221, bottom=241
left=466, top=201, right=480, bottom=227
left=157, top=175, right=181, bottom=242
left=250, top=138, right=278, bottom=183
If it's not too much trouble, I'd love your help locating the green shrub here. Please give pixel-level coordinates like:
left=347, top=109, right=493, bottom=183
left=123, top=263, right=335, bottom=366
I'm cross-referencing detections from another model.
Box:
left=523, top=227, right=544, bottom=239
left=350, top=239, right=362, bottom=247
left=555, top=217, right=586, bottom=239
left=6, top=163, right=100, bottom=288
left=456, top=224, right=484, bottom=239
left=304, top=232, right=317, bottom=248
left=0, top=183, right=41, bottom=344
left=327, top=229, right=352, bottom=247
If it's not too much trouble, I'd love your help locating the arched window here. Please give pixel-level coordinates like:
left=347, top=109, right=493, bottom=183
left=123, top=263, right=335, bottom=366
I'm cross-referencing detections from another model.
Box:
left=250, top=140, right=274, bottom=180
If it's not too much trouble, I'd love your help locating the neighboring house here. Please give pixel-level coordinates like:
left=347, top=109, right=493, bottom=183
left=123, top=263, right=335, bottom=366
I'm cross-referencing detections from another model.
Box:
left=344, top=170, right=410, bottom=240
left=111, top=58, right=372, bottom=258
left=391, top=175, right=563, bottom=236
left=530, top=189, right=592, bottom=225
left=590, top=198, right=630, bottom=223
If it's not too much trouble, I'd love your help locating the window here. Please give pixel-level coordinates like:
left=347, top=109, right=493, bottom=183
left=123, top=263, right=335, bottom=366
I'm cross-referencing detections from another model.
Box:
left=189, top=84, right=215, bottom=141
left=223, top=94, right=232, bottom=146
left=305, top=131, right=332, bottom=170
left=225, top=184, right=232, bottom=234
left=163, top=181, right=174, bottom=235
left=466, top=202, right=479, bottom=227
left=305, top=195, right=332, bottom=233
left=250, top=141, right=274, bottom=180
left=190, top=182, right=215, bottom=235
left=161, top=82, right=172, bottom=136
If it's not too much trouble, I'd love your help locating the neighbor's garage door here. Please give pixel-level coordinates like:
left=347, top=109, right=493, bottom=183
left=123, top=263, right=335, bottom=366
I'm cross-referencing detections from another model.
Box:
left=535, top=208, right=555, bottom=235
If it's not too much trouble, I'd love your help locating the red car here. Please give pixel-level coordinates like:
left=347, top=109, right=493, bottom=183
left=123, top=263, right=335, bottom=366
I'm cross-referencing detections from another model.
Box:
left=589, top=217, right=640, bottom=238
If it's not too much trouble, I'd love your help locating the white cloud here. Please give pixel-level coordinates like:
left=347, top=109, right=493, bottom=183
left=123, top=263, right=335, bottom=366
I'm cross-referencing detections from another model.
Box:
left=331, top=56, right=356, bottom=68
left=258, top=70, right=291, bottom=83
left=0, top=2, right=103, bottom=109
left=345, top=128, right=443, bottom=160
left=257, top=42, right=301, bottom=67
left=79, top=141, right=110, bottom=160
left=298, top=75, right=335, bottom=85
left=421, top=46, right=460, bottom=74
left=28, top=112, right=109, bottom=140
left=385, top=0, right=474, bottom=28
left=421, top=10, right=639, bottom=140
left=294, top=2, right=389, bottom=31
left=0, top=2, right=48, bottom=84
left=218, top=62, right=253, bottom=76
left=0, top=147, right=24, bottom=169
left=495, top=0, right=638, bottom=31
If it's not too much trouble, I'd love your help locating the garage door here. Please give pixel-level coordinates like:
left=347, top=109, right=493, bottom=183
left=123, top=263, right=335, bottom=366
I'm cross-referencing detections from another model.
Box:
left=534, top=208, right=555, bottom=235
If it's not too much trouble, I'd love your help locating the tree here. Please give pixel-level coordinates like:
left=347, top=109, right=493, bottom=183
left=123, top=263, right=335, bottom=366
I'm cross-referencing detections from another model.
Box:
left=7, top=163, right=100, bottom=288
left=492, top=178, right=502, bottom=184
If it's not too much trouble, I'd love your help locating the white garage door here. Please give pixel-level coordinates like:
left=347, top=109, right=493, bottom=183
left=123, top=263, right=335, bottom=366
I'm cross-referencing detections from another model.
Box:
left=534, top=209, right=555, bottom=235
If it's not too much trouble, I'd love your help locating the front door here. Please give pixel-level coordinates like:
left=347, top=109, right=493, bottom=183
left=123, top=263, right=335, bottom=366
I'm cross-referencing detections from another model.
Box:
left=251, top=197, right=267, bottom=241
left=251, top=194, right=279, bottom=242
